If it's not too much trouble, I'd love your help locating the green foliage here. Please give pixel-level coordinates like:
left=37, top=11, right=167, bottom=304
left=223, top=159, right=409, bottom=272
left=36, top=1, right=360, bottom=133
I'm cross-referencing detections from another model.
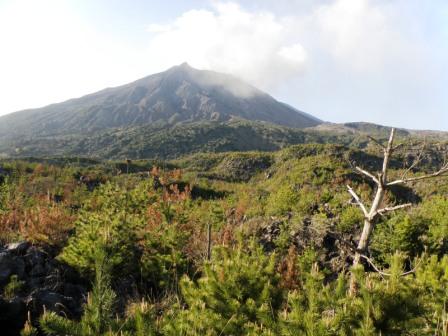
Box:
left=372, top=213, right=427, bottom=260
left=266, top=183, right=299, bottom=215
left=59, top=181, right=149, bottom=277
left=3, top=274, right=25, bottom=300
left=420, top=196, right=448, bottom=253
left=40, top=236, right=159, bottom=336
left=164, top=240, right=283, bottom=335
left=41, top=243, right=116, bottom=335
left=3, top=141, right=448, bottom=336
left=373, top=196, right=448, bottom=260
left=0, top=119, right=361, bottom=160
left=280, top=253, right=425, bottom=335
left=0, top=176, right=10, bottom=212
left=338, top=205, right=364, bottom=233
left=264, top=152, right=348, bottom=217
left=140, top=220, right=190, bottom=293
left=414, top=254, right=448, bottom=332
left=20, top=318, right=38, bottom=336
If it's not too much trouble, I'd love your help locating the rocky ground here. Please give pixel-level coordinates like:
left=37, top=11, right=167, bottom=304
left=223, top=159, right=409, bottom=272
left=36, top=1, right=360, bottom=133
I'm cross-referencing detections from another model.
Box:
left=0, top=242, right=87, bottom=335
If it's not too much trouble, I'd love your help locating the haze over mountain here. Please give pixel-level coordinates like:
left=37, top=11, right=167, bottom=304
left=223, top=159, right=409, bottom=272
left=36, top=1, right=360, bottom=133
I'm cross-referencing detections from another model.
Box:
left=0, top=63, right=320, bottom=141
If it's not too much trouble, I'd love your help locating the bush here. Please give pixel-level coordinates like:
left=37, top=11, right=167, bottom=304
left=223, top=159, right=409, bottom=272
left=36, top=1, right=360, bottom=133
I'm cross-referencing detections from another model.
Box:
left=280, top=253, right=425, bottom=335
left=164, top=240, right=283, bottom=335
left=338, top=205, right=364, bottom=233
left=59, top=182, right=148, bottom=277
left=372, top=196, right=448, bottom=261
left=40, top=238, right=158, bottom=336
left=140, top=220, right=190, bottom=294
left=3, top=275, right=25, bottom=300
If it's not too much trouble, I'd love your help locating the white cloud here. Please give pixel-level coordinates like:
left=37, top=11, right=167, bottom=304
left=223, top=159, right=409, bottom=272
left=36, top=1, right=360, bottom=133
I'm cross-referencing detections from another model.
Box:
left=144, top=2, right=308, bottom=90
left=309, top=0, right=424, bottom=73
left=143, top=0, right=427, bottom=90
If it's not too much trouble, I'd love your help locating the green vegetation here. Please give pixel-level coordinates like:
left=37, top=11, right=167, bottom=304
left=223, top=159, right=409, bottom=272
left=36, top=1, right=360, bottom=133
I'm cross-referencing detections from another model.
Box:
left=0, top=120, right=393, bottom=160
left=0, top=141, right=447, bottom=335
left=3, top=275, right=25, bottom=300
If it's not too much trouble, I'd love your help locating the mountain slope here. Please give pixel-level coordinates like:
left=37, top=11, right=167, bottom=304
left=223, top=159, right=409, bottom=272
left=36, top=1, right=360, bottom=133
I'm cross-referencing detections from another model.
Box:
left=0, top=119, right=357, bottom=159
left=1, top=117, right=446, bottom=160
left=0, top=63, right=321, bottom=141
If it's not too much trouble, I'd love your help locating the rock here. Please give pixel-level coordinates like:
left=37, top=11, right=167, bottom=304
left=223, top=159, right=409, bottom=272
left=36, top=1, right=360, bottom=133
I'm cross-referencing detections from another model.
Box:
left=53, top=194, right=64, bottom=203
left=63, top=283, right=86, bottom=300
left=24, top=246, right=47, bottom=267
left=259, top=221, right=282, bottom=252
left=0, top=297, right=27, bottom=336
left=30, top=263, right=46, bottom=277
left=27, top=289, right=73, bottom=317
left=43, top=273, right=64, bottom=292
left=0, top=252, right=13, bottom=285
left=0, top=243, right=87, bottom=330
left=6, top=241, right=30, bottom=255
left=28, top=277, right=45, bottom=291
left=0, top=252, right=25, bottom=286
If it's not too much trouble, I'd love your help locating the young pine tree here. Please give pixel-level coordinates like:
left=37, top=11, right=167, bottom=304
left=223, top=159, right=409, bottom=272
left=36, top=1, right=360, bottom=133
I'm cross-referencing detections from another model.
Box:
left=39, top=234, right=159, bottom=336
left=163, top=239, right=283, bottom=335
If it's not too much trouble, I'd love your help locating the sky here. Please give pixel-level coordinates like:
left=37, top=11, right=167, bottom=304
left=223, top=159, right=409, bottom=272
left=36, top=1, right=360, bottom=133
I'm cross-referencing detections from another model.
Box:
left=0, top=0, right=447, bottom=130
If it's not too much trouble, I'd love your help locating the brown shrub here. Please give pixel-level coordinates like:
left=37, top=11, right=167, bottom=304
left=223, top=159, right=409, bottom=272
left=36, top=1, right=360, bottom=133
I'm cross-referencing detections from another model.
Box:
left=0, top=203, right=75, bottom=246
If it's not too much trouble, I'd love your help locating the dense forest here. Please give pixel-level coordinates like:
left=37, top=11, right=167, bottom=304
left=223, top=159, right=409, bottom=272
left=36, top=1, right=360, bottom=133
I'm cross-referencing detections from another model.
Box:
left=1, top=132, right=448, bottom=335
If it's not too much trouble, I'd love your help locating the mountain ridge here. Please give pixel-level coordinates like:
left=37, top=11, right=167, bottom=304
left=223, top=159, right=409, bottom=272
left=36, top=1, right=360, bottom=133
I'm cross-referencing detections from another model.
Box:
left=0, top=63, right=321, bottom=141
left=1, top=64, right=446, bottom=160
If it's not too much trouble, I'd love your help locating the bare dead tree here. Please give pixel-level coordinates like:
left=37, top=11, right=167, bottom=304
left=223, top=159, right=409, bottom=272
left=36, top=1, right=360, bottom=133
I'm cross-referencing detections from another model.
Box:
left=347, top=128, right=448, bottom=294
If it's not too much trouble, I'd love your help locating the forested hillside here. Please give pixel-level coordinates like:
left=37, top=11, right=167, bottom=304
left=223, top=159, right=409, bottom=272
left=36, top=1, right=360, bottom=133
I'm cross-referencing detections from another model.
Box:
left=3, top=119, right=445, bottom=160
left=1, top=134, right=448, bottom=335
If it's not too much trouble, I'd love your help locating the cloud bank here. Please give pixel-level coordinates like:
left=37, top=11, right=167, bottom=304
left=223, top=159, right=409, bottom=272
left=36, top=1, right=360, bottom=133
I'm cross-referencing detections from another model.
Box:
left=143, top=0, right=447, bottom=129
left=145, top=2, right=307, bottom=91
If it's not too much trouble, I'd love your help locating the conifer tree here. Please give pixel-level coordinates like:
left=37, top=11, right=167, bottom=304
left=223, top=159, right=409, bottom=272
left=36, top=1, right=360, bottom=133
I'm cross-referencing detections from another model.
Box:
left=40, top=241, right=116, bottom=335
left=164, top=239, right=283, bottom=335
left=59, top=182, right=148, bottom=277
left=40, top=233, right=159, bottom=336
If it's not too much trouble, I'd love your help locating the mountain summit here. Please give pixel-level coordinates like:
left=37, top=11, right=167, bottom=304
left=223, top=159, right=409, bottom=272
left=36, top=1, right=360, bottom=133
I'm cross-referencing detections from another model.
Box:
left=0, top=63, right=321, bottom=140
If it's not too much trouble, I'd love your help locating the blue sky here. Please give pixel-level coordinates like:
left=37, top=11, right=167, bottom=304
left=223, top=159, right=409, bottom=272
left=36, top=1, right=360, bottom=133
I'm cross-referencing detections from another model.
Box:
left=0, top=0, right=447, bottom=130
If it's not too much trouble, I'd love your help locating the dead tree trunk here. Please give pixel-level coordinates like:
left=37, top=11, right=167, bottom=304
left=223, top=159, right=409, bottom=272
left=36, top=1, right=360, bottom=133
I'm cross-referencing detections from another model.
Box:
left=347, top=128, right=448, bottom=295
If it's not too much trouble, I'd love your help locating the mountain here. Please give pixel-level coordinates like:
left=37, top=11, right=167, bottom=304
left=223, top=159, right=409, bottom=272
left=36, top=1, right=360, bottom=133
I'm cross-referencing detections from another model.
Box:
left=0, top=63, right=321, bottom=142
left=1, top=63, right=446, bottom=160
left=310, top=122, right=448, bottom=139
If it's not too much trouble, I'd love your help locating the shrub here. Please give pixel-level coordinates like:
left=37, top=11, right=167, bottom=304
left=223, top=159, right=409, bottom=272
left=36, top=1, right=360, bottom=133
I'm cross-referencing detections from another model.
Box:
left=338, top=205, right=364, bottom=233
left=59, top=182, right=149, bottom=277
left=140, top=220, right=190, bottom=294
left=0, top=203, right=75, bottom=245
left=163, top=240, right=283, bottom=335
left=3, top=275, right=25, bottom=300
left=280, top=253, right=425, bottom=335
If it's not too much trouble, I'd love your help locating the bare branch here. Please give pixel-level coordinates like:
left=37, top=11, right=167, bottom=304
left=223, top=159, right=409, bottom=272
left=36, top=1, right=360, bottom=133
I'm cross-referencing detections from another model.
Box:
left=359, top=254, right=389, bottom=278
left=359, top=254, right=418, bottom=277
left=387, top=164, right=448, bottom=186
left=382, top=128, right=396, bottom=179
left=366, top=135, right=386, bottom=150
left=392, top=143, right=404, bottom=151
left=347, top=185, right=368, bottom=217
left=400, top=140, right=426, bottom=181
left=355, top=166, right=380, bottom=185
left=377, top=203, right=412, bottom=215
